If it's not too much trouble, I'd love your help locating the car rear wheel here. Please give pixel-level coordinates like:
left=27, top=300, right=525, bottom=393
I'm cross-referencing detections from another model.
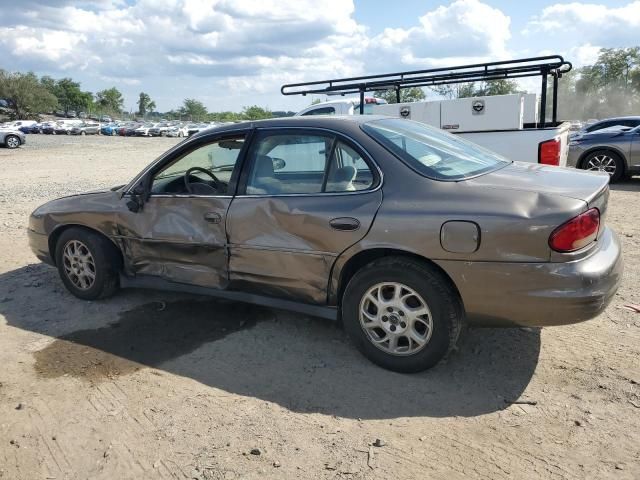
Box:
left=581, top=150, right=624, bottom=183
left=81, top=131, right=86, bottom=136
left=5, top=135, right=20, bottom=149
left=342, top=257, right=462, bottom=373
left=55, top=228, right=120, bottom=300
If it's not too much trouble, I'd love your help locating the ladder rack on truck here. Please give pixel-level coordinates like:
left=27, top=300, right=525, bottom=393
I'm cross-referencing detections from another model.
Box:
left=281, top=55, right=572, bottom=128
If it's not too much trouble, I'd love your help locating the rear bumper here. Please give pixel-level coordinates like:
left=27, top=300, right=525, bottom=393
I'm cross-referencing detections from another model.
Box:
left=436, top=227, right=623, bottom=327
left=28, top=229, right=54, bottom=266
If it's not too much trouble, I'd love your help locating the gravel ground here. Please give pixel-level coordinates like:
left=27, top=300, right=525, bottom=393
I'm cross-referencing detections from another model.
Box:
left=0, top=135, right=639, bottom=479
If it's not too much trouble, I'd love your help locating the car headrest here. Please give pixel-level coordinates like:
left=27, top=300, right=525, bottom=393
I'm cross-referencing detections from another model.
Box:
left=254, top=155, right=275, bottom=178
left=334, top=165, right=357, bottom=182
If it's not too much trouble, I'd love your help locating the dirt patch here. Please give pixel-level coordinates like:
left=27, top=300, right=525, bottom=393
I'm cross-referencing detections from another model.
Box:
left=33, top=299, right=270, bottom=382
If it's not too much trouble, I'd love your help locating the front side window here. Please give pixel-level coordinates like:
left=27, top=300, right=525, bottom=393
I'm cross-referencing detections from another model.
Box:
left=151, top=136, right=245, bottom=195
left=362, top=118, right=509, bottom=181
left=245, top=132, right=375, bottom=195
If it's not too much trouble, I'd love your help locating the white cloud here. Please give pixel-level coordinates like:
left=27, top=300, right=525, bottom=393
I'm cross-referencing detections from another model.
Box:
left=370, top=0, right=511, bottom=68
left=13, top=0, right=620, bottom=111
left=524, top=1, right=640, bottom=46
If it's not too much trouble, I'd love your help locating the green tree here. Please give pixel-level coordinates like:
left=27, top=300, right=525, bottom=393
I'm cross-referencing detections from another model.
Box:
left=137, top=92, right=156, bottom=117
left=547, top=47, right=640, bottom=120
left=179, top=98, right=208, bottom=120
left=431, top=80, right=520, bottom=99
left=0, top=70, right=58, bottom=119
left=95, top=87, right=124, bottom=114
left=374, top=87, right=426, bottom=104
left=208, top=111, right=243, bottom=122
left=44, top=77, right=92, bottom=113
left=241, top=105, right=272, bottom=120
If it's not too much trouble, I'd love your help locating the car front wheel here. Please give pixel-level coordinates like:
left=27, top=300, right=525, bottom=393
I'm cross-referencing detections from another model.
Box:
left=342, top=257, right=462, bottom=373
left=5, top=135, right=21, bottom=149
left=581, top=150, right=624, bottom=183
left=55, top=227, right=121, bottom=300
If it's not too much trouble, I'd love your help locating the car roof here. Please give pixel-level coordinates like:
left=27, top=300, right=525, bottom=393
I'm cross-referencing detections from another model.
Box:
left=593, top=116, right=640, bottom=123
left=192, top=115, right=385, bottom=139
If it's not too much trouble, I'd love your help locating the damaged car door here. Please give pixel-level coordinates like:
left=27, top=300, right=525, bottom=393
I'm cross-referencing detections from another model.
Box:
left=117, top=134, right=247, bottom=288
left=226, top=128, right=383, bottom=304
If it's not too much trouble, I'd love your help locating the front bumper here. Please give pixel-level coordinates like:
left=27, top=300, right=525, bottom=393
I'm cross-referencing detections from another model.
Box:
left=436, top=227, right=623, bottom=327
left=27, top=228, right=54, bottom=265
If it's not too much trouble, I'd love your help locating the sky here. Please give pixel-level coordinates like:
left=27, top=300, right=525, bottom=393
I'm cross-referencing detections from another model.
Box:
left=1, top=0, right=639, bottom=113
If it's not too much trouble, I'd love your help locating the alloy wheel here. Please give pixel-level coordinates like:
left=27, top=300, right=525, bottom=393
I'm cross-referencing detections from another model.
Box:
left=62, top=240, right=96, bottom=290
left=586, top=154, right=617, bottom=176
left=5, top=136, right=20, bottom=148
left=359, top=282, right=433, bottom=356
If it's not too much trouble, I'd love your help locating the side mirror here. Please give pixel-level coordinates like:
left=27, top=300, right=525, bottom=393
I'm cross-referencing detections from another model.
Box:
left=127, top=182, right=147, bottom=212
left=272, top=158, right=286, bottom=170
left=126, top=199, right=140, bottom=212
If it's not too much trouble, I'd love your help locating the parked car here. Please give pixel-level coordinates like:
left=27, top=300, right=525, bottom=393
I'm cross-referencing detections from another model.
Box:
left=30, top=123, right=46, bottom=134
left=569, top=120, right=583, bottom=132
left=5, top=120, right=37, bottom=131
left=101, top=123, right=120, bottom=136
left=120, top=123, right=140, bottom=136
left=70, top=122, right=101, bottom=135
left=100, top=115, right=113, bottom=123
left=41, top=122, right=57, bottom=134
left=27, top=116, right=622, bottom=372
left=570, top=116, right=640, bottom=139
left=0, top=127, right=26, bottom=149
left=187, top=123, right=208, bottom=136
left=166, top=124, right=188, bottom=137
left=134, top=123, right=155, bottom=136
left=568, top=124, right=640, bottom=182
left=66, top=111, right=77, bottom=118
left=54, top=123, right=74, bottom=135
left=148, top=123, right=172, bottom=137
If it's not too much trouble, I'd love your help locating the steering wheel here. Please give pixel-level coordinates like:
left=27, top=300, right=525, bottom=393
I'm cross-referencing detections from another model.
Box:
left=183, top=167, right=221, bottom=194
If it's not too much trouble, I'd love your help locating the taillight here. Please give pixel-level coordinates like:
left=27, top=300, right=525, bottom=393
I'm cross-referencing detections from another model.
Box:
left=549, top=208, right=600, bottom=252
left=539, top=138, right=560, bottom=166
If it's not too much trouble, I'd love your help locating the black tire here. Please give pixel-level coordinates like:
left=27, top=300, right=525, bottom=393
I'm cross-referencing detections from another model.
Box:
left=4, top=135, right=20, bottom=149
left=580, top=150, right=624, bottom=183
left=54, top=227, right=121, bottom=300
left=342, top=257, right=462, bottom=373
left=81, top=130, right=86, bottom=136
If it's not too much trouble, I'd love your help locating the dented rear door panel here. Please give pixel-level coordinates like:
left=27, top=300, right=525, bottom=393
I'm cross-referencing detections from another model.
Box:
left=226, top=191, right=383, bottom=304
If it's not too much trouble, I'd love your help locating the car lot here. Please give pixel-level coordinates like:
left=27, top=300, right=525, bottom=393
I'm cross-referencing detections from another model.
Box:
left=1, top=135, right=639, bottom=479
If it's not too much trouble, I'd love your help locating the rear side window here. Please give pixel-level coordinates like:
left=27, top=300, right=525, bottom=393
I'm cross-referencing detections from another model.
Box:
left=362, top=118, right=509, bottom=181
left=244, top=132, right=375, bottom=195
left=301, top=106, right=336, bottom=116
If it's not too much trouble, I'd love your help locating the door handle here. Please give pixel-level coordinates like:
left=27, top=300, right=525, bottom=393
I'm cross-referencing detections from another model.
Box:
left=204, top=212, right=222, bottom=224
left=330, top=217, right=360, bottom=231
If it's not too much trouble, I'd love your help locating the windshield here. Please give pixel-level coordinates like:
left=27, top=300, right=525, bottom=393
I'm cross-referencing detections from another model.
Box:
left=362, top=118, right=510, bottom=181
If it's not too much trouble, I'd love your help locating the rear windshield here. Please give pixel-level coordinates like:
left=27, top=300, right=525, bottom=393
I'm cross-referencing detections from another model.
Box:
left=362, top=118, right=510, bottom=181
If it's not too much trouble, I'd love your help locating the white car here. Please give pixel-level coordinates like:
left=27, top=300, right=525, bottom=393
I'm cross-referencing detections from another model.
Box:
left=166, top=125, right=188, bottom=137
left=134, top=124, right=155, bottom=136
left=3, top=120, right=37, bottom=130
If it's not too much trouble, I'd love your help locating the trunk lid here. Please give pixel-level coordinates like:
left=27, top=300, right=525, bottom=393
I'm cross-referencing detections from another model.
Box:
left=469, top=161, right=611, bottom=245
left=469, top=161, right=610, bottom=205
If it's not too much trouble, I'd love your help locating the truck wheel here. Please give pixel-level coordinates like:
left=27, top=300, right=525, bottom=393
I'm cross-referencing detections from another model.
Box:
left=581, top=150, right=624, bottom=183
left=55, top=228, right=121, bottom=300
left=5, top=135, right=20, bottom=149
left=342, top=257, right=463, bottom=373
